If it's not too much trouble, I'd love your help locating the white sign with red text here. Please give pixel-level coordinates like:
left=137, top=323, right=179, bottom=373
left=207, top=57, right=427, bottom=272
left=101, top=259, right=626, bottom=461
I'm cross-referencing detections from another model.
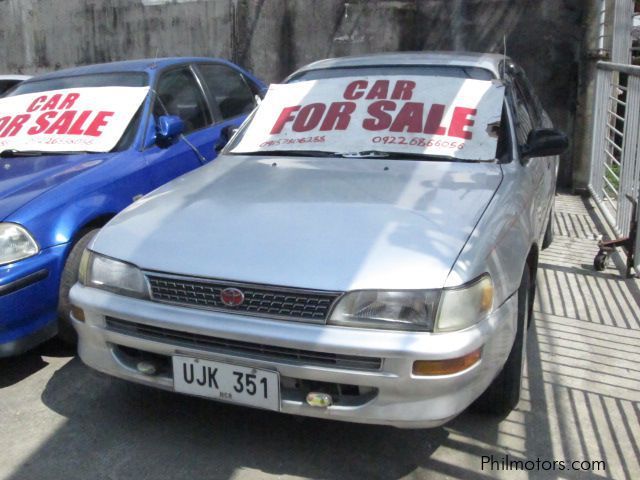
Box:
left=232, top=76, right=505, bottom=160
left=0, top=86, right=149, bottom=152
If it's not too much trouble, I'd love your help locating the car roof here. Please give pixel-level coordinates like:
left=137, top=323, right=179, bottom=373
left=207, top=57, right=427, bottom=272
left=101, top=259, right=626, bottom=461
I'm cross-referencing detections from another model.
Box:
left=24, top=57, right=238, bottom=81
left=0, top=75, right=31, bottom=81
left=289, top=51, right=509, bottom=79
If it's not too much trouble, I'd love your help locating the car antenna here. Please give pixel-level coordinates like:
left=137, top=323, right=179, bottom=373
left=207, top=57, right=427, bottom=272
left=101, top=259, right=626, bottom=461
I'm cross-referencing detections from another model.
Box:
left=502, top=34, right=507, bottom=78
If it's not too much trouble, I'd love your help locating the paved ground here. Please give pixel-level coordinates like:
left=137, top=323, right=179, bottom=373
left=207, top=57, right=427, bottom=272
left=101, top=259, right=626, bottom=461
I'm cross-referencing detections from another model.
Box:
left=1, top=193, right=639, bottom=480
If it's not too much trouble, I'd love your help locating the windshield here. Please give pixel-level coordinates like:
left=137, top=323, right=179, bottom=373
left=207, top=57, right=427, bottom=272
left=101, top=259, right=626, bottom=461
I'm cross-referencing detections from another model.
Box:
left=0, top=85, right=149, bottom=155
left=8, top=72, right=149, bottom=96
left=227, top=69, right=505, bottom=162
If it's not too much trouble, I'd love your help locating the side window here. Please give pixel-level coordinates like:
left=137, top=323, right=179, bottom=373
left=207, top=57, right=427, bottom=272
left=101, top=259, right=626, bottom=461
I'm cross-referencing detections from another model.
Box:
left=0, top=80, right=19, bottom=96
left=154, top=68, right=209, bottom=134
left=198, top=64, right=256, bottom=120
left=511, top=79, right=537, bottom=147
left=495, top=103, right=513, bottom=161
left=516, top=73, right=544, bottom=123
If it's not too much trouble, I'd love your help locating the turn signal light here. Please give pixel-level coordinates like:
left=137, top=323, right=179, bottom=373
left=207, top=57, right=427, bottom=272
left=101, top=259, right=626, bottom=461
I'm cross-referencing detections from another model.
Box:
left=70, top=306, right=85, bottom=322
left=412, top=348, right=482, bottom=376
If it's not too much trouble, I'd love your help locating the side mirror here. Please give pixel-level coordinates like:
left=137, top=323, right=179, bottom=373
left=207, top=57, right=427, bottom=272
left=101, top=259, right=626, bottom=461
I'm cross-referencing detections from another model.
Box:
left=522, top=128, right=568, bottom=159
left=156, top=115, right=184, bottom=143
left=214, top=125, right=239, bottom=152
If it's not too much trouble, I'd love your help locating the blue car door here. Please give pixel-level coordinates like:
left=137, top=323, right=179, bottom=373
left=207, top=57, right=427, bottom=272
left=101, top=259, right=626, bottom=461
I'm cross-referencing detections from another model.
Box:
left=143, top=65, right=218, bottom=189
left=193, top=62, right=260, bottom=143
left=144, top=63, right=259, bottom=190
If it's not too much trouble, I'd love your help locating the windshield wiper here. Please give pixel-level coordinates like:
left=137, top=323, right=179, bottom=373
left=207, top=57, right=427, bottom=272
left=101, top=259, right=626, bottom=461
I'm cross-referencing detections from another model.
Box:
left=232, top=149, right=340, bottom=158
left=340, top=150, right=391, bottom=158
left=337, top=150, right=457, bottom=161
left=0, top=149, right=90, bottom=158
left=231, top=149, right=478, bottom=162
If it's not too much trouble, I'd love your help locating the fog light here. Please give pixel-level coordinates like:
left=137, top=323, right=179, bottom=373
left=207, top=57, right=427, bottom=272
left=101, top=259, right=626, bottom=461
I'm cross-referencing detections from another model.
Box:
left=136, top=361, right=157, bottom=376
left=306, top=392, right=333, bottom=407
left=70, top=306, right=85, bottom=322
left=412, top=348, right=482, bottom=376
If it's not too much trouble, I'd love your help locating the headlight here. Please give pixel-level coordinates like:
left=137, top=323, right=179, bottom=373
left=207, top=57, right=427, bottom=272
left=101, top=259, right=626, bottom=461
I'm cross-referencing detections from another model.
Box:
left=328, top=290, right=441, bottom=331
left=327, top=274, right=493, bottom=332
left=79, top=250, right=150, bottom=299
left=435, top=275, right=494, bottom=332
left=0, top=223, right=39, bottom=266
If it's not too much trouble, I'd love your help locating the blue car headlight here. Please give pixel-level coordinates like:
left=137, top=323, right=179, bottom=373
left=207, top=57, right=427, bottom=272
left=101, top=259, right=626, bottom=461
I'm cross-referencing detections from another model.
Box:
left=0, top=223, right=39, bottom=266
left=78, top=250, right=150, bottom=299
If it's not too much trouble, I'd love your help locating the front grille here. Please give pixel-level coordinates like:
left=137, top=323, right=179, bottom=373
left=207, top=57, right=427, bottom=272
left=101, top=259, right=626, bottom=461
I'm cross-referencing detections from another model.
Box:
left=106, top=317, right=382, bottom=371
left=146, top=274, right=341, bottom=322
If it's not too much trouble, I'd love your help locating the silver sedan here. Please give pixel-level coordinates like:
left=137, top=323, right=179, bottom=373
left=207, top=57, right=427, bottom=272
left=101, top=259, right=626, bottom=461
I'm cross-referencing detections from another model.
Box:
left=70, top=52, right=567, bottom=428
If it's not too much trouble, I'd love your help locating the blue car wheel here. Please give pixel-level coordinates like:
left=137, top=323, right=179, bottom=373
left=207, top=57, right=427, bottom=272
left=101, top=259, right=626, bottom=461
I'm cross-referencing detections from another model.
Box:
left=57, top=229, right=98, bottom=343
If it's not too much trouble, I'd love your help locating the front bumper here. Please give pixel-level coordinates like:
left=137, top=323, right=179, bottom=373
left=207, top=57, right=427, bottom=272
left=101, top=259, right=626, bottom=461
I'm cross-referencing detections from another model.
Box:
left=70, top=284, right=518, bottom=428
left=0, top=244, right=68, bottom=356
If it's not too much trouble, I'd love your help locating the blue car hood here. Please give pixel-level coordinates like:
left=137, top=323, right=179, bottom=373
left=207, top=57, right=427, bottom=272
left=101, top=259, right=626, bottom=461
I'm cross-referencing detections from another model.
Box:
left=0, top=153, right=111, bottom=220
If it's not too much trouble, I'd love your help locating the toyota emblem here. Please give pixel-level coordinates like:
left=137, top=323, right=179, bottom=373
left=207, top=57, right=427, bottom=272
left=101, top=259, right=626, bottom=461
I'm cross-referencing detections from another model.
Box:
left=220, top=287, right=245, bottom=307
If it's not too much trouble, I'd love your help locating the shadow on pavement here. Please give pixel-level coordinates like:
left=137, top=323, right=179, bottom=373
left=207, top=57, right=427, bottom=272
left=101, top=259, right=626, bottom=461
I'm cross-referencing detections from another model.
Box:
left=0, top=337, right=75, bottom=388
left=8, top=357, right=450, bottom=480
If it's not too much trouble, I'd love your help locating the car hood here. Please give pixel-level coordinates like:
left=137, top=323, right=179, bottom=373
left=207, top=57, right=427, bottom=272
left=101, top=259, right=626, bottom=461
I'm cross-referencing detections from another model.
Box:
left=0, top=153, right=111, bottom=220
left=93, top=155, right=502, bottom=291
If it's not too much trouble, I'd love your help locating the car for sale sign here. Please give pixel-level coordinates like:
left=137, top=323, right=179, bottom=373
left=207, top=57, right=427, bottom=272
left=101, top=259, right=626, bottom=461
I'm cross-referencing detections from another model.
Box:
left=232, top=76, right=505, bottom=160
left=0, top=86, right=149, bottom=152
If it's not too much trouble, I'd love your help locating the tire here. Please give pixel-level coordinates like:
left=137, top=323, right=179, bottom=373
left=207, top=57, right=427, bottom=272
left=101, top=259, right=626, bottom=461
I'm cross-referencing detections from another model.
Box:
left=57, top=229, right=99, bottom=344
left=542, top=206, right=554, bottom=249
left=593, top=251, right=607, bottom=271
left=527, top=264, right=536, bottom=330
left=472, top=264, right=529, bottom=415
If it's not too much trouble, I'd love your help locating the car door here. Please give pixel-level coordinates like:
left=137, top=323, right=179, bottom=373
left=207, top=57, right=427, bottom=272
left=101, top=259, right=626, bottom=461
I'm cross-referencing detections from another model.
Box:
left=515, top=72, right=558, bottom=221
left=192, top=62, right=259, bottom=148
left=143, top=65, right=218, bottom=189
left=510, top=77, right=548, bottom=240
left=514, top=72, right=557, bottom=240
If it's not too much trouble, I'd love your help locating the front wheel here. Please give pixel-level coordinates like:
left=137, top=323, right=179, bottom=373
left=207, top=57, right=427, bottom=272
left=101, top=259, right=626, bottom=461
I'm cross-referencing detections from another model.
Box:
left=472, top=264, right=529, bottom=415
left=57, top=229, right=99, bottom=344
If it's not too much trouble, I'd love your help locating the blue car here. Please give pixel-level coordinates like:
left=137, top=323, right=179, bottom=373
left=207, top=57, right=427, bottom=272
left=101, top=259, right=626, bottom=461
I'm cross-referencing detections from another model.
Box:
left=0, top=57, right=265, bottom=356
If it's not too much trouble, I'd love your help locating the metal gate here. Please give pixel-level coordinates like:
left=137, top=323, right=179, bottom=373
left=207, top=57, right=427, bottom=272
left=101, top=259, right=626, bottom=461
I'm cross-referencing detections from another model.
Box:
left=588, top=0, right=639, bottom=275
left=596, top=0, right=634, bottom=63
left=589, top=62, right=640, bottom=275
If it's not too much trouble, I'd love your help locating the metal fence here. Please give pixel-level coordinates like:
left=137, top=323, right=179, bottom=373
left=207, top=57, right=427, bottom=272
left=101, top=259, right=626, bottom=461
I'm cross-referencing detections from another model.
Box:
left=596, top=0, right=634, bottom=62
left=589, top=61, right=640, bottom=274
left=597, top=0, right=609, bottom=53
left=611, top=0, right=634, bottom=63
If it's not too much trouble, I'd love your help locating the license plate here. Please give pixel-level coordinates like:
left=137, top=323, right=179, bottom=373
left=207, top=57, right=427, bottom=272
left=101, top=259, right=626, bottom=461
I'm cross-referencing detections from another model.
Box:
left=172, top=356, right=280, bottom=411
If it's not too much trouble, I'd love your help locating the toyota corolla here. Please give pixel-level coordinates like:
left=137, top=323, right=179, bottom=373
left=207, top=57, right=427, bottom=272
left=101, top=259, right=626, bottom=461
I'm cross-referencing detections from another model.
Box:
left=70, top=52, right=567, bottom=428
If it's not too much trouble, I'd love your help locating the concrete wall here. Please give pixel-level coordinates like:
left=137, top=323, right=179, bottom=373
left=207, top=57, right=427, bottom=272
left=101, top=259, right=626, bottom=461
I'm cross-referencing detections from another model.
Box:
left=0, top=0, right=586, bottom=186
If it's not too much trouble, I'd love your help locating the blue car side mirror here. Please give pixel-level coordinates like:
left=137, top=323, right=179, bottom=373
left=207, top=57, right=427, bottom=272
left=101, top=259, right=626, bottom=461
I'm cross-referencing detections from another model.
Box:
left=156, top=115, right=184, bottom=143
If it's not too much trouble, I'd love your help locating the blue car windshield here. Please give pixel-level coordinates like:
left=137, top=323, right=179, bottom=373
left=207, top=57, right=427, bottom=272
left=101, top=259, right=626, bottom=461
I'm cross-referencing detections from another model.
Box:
left=4, top=72, right=149, bottom=152
left=7, top=72, right=149, bottom=96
